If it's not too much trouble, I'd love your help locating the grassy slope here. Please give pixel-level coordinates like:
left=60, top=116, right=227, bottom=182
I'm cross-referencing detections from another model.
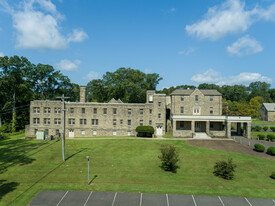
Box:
left=0, top=136, right=275, bottom=205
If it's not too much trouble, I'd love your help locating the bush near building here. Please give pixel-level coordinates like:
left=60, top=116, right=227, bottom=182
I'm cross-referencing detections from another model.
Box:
left=254, top=144, right=265, bottom=152
left=263, top=126, right=269, bottom=131
left=136, top=126, right=155, bottom=137
left=213, top=158, right=236, bottom=180
left=267, top=146, right=275, bottom=156
left=270, top=127, right=275, bottom=132
left=255, top=126, right=262, bottom=131
left=267, top=134, right=275, bottom=142
left=257, top=134, right=265, bottom=140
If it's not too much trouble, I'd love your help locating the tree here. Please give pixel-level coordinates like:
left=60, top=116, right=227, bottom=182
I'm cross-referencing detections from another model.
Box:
left=249, top=96, right=264, bottom=118
left=269, top=89, right=275, bottom=102
left=158, top=144, right=179, bottom=173
left=221, top=85, right=249, bottom=102
left=249, top=81, right=271, bottom=101
left=198, top=83, right=221, bottom=92
left=213, top=158, right=236, bottom=180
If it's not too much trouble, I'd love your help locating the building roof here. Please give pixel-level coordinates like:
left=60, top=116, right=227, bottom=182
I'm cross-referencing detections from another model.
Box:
left=170, top=89, right=221, bottom=96
left=262, top=103, right=275, bottom=112
left=108, top=98, right=124, bottom=103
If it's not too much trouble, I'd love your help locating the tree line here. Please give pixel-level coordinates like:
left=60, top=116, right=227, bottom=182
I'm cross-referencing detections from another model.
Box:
left=1, top=55, right=274, bottom=133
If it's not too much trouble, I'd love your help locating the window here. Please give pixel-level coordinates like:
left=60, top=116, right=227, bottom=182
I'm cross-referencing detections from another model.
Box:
left=193, top=106, right=200, bottom=115
left=113, top=108, right=117, bottom=115
left=82, top=108, right=85, bottom=114
left=103, top=108, right=107, bottom=114
left=181, top=96, right=184, bottom=101
left=33, top=107, right=40, bottom=113
left=158, top=113, right=161, bottom=118
left=140, top=109, right=143, bottom=115
left=33, top=118, right=40, bottom=124
left=54, top=118, right=61, bottom=125
left=180, top=106, right=184, bottom=114
left=54, top=107, right=61, bottom=114
left=93, top=130, right=97, bottom=136
left=180, top=121, right=184, bottom=128
left=195, top=95, right=199, bottom=102
left=149, top=94, right=153, bottom=102
left=93, top=108, right=97, bottom=114
left=69, top=118, right=75, bottom=125
left=80, top=119, right=87, bottom=125
left=81, top=130, right=85, bottom=135
left=210, top=96, right=213, bottom=102
left=128, top=120, right=131, bottom=126
left=120, top=119, right=123, bottom=125
left=210, top=122, right=214, bottom=129
left=149, top=109, right=152, bottom=114
left=44, top=107, right=50, bottom=114
left=70, top=108, right=74, bottom=114
left=140, top=120, right=143, bottom=126
left=210, top=107, right=213, bottom=115
left=113, top=119, right=117, bottom=126
left=149, top=120, right=152, bottom=125
left=128, top=109, right=131, bottom=115
left=158, top=102, right=161, bottom=107
left=92, top=119, right=98, bottom=125
left=45, top=129, right=48, bottom=136
left=56, top=129, right=60, bottom=136
left=34, top=129, right=38, bottom=135
left=43, top=118, right=50, bottom=125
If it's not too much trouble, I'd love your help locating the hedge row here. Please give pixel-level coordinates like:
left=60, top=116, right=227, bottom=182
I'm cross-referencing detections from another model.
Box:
left=256, top=134, right=275, bottom=141
left=267, top=146, right=275, bottom=156
left=251, top=126, right=275, bottom=132
left=254, top=144, right=265, bottom=152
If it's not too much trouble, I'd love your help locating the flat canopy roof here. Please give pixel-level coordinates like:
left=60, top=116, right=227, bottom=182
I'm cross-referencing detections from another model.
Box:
left=170, top=89, right=221, bottom=96
left=172, top=115, right=251, bottom=122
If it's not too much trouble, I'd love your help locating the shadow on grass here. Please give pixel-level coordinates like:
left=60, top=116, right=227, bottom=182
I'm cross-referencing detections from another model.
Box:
left=0, top=180, right=19, bottom=201
left=89, top=175, right=98, bottom=185
left=66, top=148, right=87, bottom=161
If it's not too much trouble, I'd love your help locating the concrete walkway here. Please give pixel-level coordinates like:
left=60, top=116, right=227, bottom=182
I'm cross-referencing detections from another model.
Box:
left=30, top=191, right=275, bottom=206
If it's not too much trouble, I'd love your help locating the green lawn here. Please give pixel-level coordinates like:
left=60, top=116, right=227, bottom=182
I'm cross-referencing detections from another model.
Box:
left=251, top=131, right=275, bottom=139
left=0, top=134, right=275, bottom=205
left=73, top=136, right=136, bottom=139
left=252, top=119, right=275, bottom=125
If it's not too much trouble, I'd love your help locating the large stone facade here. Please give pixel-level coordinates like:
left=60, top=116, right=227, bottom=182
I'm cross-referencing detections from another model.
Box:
left=25, top=88, right=252, bottom=139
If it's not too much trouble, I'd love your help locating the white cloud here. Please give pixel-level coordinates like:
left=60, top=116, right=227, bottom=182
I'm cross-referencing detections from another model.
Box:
left=1, top=0, right=88, bottom=50
left=178, top=47, right=196, bottom=55
left=185, top=0, right=275, bottom=40
left=227, top=35, right=263, bottom=56
left=0, top=52, right=4, bottom=57
left=57, top=59, right=81, bottom=71
left=191, top=69, right=272, bottom=85
left=87, top=71, right=100, bottom=80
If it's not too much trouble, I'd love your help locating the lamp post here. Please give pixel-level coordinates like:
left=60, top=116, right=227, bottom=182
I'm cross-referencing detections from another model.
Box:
left=86, top=156, right=90, bottom=185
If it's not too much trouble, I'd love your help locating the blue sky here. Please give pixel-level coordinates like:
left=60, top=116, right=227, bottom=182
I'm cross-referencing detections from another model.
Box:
left=0, top=0, right=275, bottom=89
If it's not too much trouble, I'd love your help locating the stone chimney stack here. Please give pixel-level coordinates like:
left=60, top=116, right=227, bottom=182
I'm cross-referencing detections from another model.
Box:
left=80, top=86, right=87, bottom=102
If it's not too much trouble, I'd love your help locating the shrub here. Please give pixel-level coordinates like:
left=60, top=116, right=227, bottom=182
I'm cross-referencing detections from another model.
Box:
left=158, top=144, right=179, bottom=173
left=255, top=126, right=262, bottom=131
left=254, top=143, right=265, bottom=152
left=270, top=127, right=275, bottom=132
left=251, top=126, right=255, bottom=131
left=271, top=171, right=275, bottom=179
left=267, top=146, right=275, bottom=156
left=257, top=134, right=265, bottom=140
left=263, top=126, right=269, bottom=131
left=267, top=134, right=275, bottom=141
left=213, top=158, right=236, bottom=180
left=136, top=126, right=154, bottom=137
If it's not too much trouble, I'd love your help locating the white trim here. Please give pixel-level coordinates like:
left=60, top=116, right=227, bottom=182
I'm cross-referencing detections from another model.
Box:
left=172, top=115, right=251, bottom=122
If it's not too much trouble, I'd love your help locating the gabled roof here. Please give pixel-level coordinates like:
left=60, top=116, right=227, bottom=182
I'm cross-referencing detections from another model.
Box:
left=170, top=89, right=221, bottom=96
left=262, top=103, right=275, bottom=112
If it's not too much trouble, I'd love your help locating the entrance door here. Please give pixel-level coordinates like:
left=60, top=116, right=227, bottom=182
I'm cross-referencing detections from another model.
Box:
left=69, top=129, right=74, bottom=138
left=156, top=126, right=163, bottom=136
left=195, top=122, right=201, bottom=132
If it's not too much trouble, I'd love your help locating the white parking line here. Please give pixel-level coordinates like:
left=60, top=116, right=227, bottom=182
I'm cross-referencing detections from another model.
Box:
left=166, top=194, right=170, bottom=206
left=192, top=195, right=197, bottom=206
left=111, top=192, right=117, bottom=206
left=140, top=193, right=143, bottom=206
left=218, top=196, right=225, bottom=206
left=83, top=191, right=93, bottom=206
left=56, top=191, right=68, bottom=206
left=244, top=197, right=253, bottom=206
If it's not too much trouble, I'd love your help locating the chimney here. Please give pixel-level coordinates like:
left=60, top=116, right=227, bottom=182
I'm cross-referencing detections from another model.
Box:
left=80, top=86, right=87, bottom=102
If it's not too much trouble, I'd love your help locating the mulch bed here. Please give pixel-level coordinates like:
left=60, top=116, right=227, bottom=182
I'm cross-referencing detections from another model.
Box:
left=186, top=140, right=275, bottom=160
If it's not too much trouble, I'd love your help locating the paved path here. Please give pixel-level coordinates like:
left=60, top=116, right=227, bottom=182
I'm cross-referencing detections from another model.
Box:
left=30, top=191, right=275, bottom=206
left=233, top=136, right=275, bottom=149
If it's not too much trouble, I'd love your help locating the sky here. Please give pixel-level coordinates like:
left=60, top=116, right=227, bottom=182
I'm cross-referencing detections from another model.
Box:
left=0, top=0, right=275, bottom=89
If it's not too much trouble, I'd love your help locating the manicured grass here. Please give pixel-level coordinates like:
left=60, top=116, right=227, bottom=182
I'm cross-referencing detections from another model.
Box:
left=0, top=134, right=275, bottom=205
left=252, top=119, right=275, bottom=125
left=251, top=131, right=275, bottom=139
left=162, top=132, right=172, bottom=138
left=73, top=136, right=135, bottom=139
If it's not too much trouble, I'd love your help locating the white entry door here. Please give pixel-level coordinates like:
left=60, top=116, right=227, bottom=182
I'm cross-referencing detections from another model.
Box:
left=156, top=126, right=163, bottom=136
left=69, top=130, right=74, bottom=138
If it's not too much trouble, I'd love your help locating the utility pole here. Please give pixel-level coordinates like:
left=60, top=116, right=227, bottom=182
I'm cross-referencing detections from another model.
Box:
left=57, top=94, right=69, bottom=161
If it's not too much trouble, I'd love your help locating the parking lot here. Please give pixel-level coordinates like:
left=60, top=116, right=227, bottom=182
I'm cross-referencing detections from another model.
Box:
left=30, top=191, right=275, bottom=206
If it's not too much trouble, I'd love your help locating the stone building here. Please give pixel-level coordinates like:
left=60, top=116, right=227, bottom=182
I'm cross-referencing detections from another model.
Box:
left=259, top=103, right=275, bottom=122
left=25, top=87, right=251, bottom=138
